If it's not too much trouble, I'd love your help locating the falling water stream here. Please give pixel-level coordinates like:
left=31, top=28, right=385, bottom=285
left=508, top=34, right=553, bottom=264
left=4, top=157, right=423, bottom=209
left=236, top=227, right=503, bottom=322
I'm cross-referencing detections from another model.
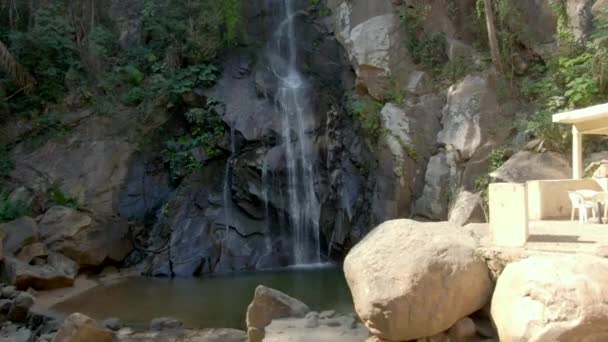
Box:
left=268, top=0, right=321, bottom=265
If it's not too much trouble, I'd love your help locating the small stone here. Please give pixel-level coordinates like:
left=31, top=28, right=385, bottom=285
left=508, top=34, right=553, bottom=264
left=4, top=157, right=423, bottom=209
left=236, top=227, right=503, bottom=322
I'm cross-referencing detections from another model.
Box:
left=305, top=312, right=319, bottom=328
left=0, top=299, right=11, bottom=313
left=100, top=266, right=119, bottom=277
left=102, top=317, right=123, bottom=331
left=448, top=317, right=476, bottom=342
left=324, top=318, right=342, bottom=327
left=8, top=292, right=35, bottom=322
left=37, top=333, right=55, bottom=342
left=150, top=317, right=183, bottom=331
left=319, top=310, right=336, bottom=319
left=474, top=317, right=496, bottom=338
left=2, top=286, right=16, bottom=299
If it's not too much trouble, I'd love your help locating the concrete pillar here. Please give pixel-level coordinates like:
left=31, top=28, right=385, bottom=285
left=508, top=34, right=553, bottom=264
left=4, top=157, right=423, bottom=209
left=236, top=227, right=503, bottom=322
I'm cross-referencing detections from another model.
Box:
left=489, top=183, right=528, bottom=247
left=572, top=125, right=583, bottom=179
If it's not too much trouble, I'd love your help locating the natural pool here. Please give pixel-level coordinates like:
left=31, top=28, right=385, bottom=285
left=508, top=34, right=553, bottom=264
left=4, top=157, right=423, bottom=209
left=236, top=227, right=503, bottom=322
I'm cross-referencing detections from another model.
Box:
left=51, top=265, right=353, bottom=330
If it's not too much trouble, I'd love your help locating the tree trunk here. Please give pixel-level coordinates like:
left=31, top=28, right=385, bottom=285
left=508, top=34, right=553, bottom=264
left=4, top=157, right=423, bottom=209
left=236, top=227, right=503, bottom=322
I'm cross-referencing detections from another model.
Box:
left=0, top=39, right=36, bottom=93
left=484, top=0, right=503, bottom=72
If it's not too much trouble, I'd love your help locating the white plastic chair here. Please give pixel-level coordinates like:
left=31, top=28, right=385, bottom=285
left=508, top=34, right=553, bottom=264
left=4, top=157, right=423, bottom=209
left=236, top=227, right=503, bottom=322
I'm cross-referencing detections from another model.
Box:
left=568, top=191, right=597, bottom=223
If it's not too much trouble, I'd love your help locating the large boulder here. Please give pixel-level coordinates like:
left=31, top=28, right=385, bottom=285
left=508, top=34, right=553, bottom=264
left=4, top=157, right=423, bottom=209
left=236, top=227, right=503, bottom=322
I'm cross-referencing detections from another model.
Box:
left=2, top=252, right=78, bottom=290
left=331, top=0, right=416, bottom=100
left=0, top=217, right=39, bottom=255
left=414, top=151, right=454, bottom=220
left=52, top=313, right=116, bottom=342
left=143, top=161, right=269, bottom=277
left=448, top=191, right=486, bottom=227
left=372, top=97, right=443, bottom=223
left=492, top=255, right=608, bottom=341
left=39, top=206, right=132, bottom=267
left=246, top=285, right=310, bottom=342
left=438, top=74, right=513, bottom=161
left=344, top=219, right=493, bottom=341
left=490, top=151, right=571, bottom=183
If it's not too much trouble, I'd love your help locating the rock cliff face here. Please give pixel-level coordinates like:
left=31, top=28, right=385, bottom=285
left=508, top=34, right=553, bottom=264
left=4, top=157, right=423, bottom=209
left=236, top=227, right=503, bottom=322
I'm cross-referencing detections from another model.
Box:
left=1, top=0, right=599, bottom=278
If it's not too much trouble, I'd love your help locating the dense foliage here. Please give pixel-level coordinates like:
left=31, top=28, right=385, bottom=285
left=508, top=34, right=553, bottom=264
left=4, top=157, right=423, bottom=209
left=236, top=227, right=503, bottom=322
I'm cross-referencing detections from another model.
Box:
left=0, top=0, right=238, bottom=200
left=519, top=1, right=608, bottom=151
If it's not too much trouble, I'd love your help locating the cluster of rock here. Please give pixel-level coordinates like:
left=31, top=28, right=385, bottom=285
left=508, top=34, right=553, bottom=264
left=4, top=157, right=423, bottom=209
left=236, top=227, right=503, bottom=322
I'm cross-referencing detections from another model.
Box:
left=245, top=285, right=369, bottom=342
left=0, top=290, right=247, bottom=342
left=0, top=283, right=60, bottom=342
left=344, top=219, right=608, bottom=342
left=0, top=206, right=131, bottom=291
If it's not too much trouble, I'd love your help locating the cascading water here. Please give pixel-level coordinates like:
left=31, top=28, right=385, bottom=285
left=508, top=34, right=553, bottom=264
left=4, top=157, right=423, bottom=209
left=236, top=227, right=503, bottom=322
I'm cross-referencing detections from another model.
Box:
left=223, top=124, right=237, bottom=230
left=267, top=0, right=321, bottom=265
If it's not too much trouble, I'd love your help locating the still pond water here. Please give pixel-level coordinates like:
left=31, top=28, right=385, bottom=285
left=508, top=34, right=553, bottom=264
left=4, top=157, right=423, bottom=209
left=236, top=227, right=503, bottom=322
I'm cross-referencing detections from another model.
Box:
left=52, top=266, right=353, bottom=330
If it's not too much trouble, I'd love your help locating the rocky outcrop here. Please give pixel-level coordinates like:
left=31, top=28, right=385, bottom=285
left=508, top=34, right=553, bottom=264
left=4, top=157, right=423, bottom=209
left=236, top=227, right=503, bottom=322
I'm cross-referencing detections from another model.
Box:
left=39, top=206, right=132, bottom=268
left=344, top=219, right=493, bottom=341
left=490, top=151, right=571, bottom=183
left=3, top=252, right=77, bottom=290
left=246, top=285, right=311, bottom=342
left=330, top=0, right=414, bottom=100
left=0, top=217, right=39, bottom=255
left=372, top=97, right=443, bottom=222
left=438, top=74, right=512, bottom=161
left=414, top=151, right=455, bottom=220
left=567, top=0, right=596, bottom=42
left=492, top=255, right=608, bottom=341
left=141, top=161, right=270, bottom=277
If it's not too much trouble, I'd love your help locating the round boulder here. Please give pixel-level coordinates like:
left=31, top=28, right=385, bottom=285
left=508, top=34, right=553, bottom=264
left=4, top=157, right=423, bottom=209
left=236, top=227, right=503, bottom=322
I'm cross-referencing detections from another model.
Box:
left=344, top=219, right=492, bottom=341
left=492, top=255, right=608, bottom=341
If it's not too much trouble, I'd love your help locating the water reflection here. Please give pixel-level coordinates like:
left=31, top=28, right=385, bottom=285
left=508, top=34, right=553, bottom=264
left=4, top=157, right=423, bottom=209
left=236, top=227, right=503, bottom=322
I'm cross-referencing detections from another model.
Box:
left=52, top=267, right=353, bottom=330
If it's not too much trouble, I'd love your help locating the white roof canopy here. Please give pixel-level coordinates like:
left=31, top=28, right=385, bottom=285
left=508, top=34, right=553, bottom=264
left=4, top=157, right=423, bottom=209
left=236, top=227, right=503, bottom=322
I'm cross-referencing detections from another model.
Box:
left=553, top=103, right=608, bottom=135
left=552, top=103, right=608, bottom=179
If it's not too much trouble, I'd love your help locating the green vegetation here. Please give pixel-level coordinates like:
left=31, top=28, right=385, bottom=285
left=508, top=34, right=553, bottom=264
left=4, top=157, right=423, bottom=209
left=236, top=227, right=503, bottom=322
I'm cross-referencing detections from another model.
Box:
left=0, top=192, right=30, bottom=223
left=0, top=0, right=240, bottom=119
left=49, top=187, right=79, bottom=209
left=0, top=1, right=238, bottom=184
left=517, top=1, right=608, bottom=151
left=163, top=98, right=226, bottom=182
left=399, top=5, right=448, bottom=70
left=0, top=145, right=13, bottom=181
left=475, top=147, right=509, bottom=207
left=346, top=94, right=384, bottom=145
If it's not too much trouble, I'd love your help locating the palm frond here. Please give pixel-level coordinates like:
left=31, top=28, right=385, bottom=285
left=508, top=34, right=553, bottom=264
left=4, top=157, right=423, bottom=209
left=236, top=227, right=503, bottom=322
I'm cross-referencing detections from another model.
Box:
left=0, top=39, right=36, bottom=93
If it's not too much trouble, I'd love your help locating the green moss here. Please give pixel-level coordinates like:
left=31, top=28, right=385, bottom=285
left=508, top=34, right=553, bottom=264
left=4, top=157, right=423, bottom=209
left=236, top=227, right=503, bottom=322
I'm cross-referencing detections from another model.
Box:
left=346, top=94, right=385, bottom=145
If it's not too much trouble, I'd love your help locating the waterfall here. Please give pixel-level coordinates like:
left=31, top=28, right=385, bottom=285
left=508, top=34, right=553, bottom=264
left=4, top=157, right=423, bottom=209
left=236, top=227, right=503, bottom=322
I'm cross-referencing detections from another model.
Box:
left=268, top=0, right=321, bottom=265
left=223, top=124, right=236, bottom=230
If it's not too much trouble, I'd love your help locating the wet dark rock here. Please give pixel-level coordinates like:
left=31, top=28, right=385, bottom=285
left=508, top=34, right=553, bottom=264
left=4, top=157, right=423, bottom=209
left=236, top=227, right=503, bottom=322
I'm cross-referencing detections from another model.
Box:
left=1, top=286, right=16, bottom=299
left=0, top=299, right=12, bottom=313
left=102, top=318, right=122, bottom=332
left=149, top=317, right=183, bottom=331
left=8, top=292, right=34, bottom=322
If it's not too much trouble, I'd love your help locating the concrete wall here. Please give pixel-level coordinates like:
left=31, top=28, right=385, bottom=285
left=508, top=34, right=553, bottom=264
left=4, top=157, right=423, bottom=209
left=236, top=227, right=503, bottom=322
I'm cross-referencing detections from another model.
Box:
left=527, top=179, right=603, bottom=220
left=489, top=183, right=528, bottom=247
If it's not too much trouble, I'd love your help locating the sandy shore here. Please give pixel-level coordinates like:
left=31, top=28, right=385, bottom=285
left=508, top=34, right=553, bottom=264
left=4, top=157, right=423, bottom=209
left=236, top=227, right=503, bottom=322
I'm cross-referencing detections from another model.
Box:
left=33, top=268, right=139, bottom=315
